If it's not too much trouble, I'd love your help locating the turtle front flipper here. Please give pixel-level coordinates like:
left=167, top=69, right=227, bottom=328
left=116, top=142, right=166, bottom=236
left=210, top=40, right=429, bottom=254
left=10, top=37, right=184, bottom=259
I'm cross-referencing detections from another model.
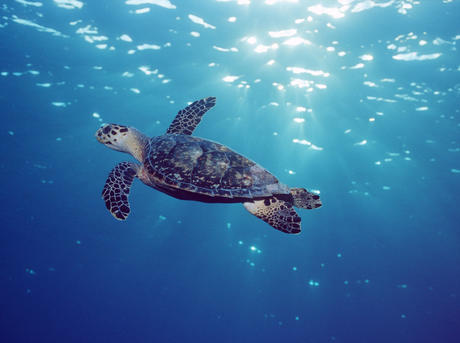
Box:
left=102, top=162, right=139, bottom=220
left=243, top=197, right=301, bottom=234
left=166, top=97, right=216, bottom=135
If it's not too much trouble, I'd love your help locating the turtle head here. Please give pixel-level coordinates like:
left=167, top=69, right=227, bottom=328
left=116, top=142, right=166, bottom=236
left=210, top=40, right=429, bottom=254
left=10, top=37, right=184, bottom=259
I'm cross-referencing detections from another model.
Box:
left=95, top=124, right=131, bottom=152
left=95, top=124, right=148, bottom=162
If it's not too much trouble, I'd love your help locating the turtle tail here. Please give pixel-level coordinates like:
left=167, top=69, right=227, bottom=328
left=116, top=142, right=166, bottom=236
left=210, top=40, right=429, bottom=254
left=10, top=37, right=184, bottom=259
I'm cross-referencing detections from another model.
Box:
left=290, top=188, right=322, bottom=210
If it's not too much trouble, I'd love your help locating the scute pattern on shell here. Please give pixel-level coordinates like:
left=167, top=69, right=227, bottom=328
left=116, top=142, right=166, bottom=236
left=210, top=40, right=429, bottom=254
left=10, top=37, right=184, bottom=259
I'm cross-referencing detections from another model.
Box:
left=143, top=134, right=285, bottom=198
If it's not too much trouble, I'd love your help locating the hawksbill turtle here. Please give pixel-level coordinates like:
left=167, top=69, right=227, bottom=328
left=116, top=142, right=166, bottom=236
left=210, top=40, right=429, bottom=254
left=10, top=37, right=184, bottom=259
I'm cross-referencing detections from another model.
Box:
left=95, top=97, right=322, bottom=234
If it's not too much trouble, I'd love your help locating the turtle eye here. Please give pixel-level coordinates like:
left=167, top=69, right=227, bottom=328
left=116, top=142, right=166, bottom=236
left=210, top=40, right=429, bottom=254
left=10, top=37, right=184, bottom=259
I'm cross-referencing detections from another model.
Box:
left=103, top=125, right=111, bottom=134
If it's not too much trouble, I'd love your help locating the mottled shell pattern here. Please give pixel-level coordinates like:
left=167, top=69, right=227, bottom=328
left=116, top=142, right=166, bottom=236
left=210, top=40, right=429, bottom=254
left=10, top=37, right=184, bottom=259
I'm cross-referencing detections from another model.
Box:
left=143, top=134, right=289, bottom=199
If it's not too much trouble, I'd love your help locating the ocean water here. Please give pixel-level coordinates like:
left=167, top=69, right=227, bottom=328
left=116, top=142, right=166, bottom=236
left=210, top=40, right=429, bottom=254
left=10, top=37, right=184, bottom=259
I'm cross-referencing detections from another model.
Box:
left=1, top=0, right=459, bottom=342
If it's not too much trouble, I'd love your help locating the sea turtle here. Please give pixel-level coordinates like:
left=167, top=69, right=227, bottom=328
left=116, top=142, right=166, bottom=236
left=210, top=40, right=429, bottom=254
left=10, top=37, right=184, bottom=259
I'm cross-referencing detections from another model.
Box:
left=95, top=97, right=322, bottom=234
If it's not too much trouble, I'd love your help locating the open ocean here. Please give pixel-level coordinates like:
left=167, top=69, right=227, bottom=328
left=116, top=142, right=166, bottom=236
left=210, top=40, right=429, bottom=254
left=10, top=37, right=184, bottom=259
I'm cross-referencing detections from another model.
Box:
left=1, top=1, right=459, bottom=342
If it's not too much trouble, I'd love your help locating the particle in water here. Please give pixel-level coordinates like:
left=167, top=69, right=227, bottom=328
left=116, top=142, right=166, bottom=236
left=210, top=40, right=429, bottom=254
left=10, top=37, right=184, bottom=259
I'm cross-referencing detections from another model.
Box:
left=25, top=268, right=36, bottom=276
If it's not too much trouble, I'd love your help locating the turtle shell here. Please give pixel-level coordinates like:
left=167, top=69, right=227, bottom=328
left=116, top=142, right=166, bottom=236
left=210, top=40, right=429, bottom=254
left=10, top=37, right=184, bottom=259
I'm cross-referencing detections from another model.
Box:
left=143, top=134, right=289, bottom=200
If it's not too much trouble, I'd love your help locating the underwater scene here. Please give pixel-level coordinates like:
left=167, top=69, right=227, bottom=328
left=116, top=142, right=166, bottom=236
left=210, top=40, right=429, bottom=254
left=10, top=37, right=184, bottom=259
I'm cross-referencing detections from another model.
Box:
left=1, top=0, right=459, bottom=342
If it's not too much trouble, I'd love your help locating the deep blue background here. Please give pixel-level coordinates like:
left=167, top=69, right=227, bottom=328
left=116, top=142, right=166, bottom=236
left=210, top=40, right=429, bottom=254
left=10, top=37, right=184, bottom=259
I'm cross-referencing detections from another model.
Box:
left=1, top=1, right=459, bottom=342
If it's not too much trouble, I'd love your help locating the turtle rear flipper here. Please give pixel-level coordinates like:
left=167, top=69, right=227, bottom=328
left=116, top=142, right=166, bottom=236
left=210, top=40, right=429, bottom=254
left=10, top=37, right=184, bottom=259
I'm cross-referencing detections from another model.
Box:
left=243, top=197, right=301, bottom=234
left=290, top=188, right=322, bottom=210
left=102, top=162, right=139, bottom=220
left=166, top=97, right=216, bottom=135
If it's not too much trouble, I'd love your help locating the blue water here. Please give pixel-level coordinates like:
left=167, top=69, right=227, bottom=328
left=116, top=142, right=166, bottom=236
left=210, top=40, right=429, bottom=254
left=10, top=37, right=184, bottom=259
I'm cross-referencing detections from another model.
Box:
left=1, top=1, right=459, bottom=342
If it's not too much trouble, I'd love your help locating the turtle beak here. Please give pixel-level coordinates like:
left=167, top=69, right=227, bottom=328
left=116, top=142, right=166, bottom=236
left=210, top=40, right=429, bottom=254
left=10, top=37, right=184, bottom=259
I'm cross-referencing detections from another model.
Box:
left=95, top=128, right=103, bottom=143
left=95, top=124, right=110, bottom=143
